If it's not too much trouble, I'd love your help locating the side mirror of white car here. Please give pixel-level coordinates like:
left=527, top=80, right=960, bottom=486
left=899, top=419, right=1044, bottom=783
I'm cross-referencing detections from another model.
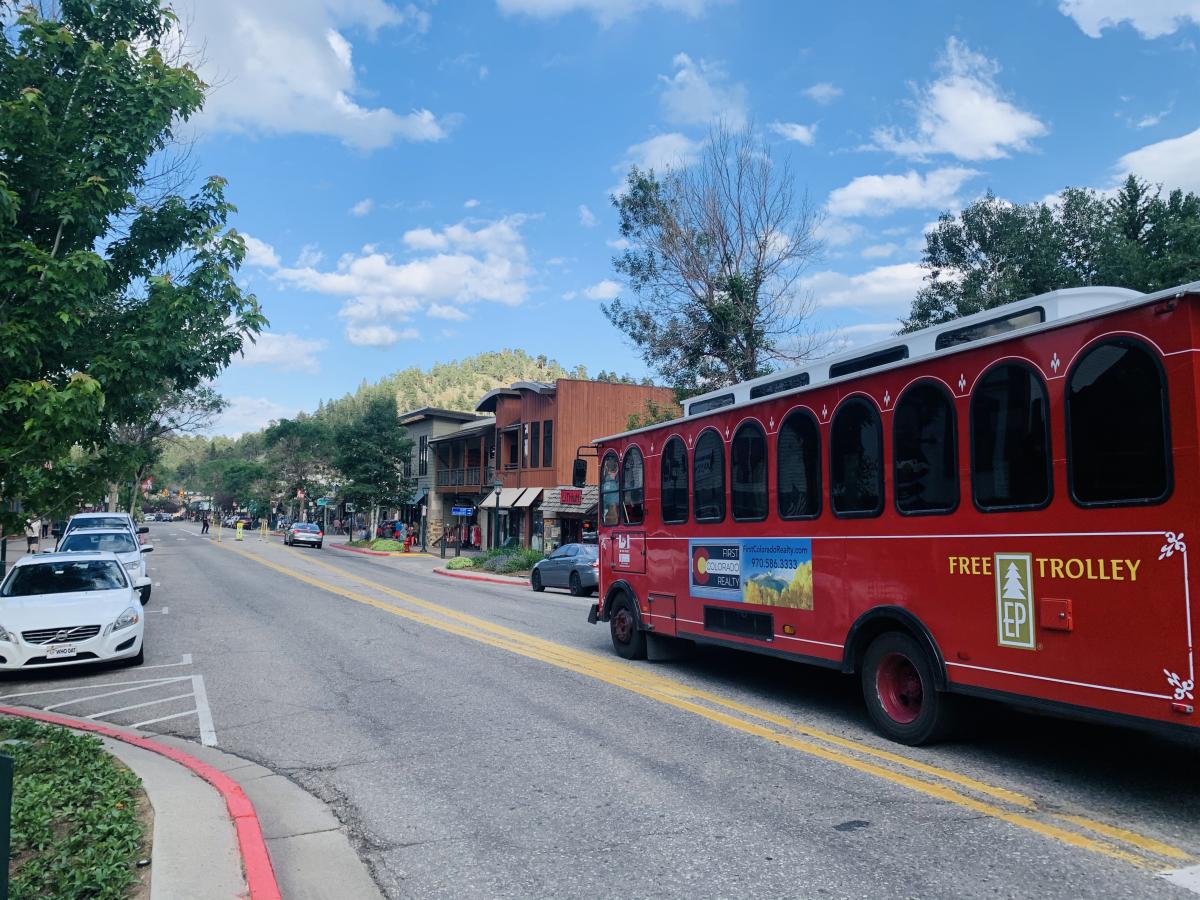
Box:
left=141, top=546, right=154, bottom=554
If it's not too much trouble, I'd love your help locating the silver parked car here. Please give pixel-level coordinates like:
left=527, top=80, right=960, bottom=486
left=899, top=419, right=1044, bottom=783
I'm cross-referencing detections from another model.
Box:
left=531, top=543, right=598, bottom=596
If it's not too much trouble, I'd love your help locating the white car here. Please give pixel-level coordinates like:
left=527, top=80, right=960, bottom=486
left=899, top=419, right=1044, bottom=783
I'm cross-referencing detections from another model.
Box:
left=56, top=511, right=149, bottom=547
left=56, top=528, right=154, bottom=604
left=0, top=551, right=144, bottom=669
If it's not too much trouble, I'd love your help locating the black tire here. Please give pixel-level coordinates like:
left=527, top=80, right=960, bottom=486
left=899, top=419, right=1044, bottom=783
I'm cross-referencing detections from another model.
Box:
left=861, top=631, right=954, bottom=745
left=569, top=572, right=584, bottom=597
left=609, top=595, right=647, bottom=660
left=127, top=646, right=144, bottom=667
left=316, top=542, right=322, bottom=550
left=139, top=585, right=151, bottom=606
left=531, top=569, right=545, bottom=592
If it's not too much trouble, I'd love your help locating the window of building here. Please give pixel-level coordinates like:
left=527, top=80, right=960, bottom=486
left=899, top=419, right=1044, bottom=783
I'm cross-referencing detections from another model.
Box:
left=522, top=423, right=530, bottom=468
left=1067, top=339, right=1171, bottom=506
left=777, top=411, right=820, bottom=519
left=418, top=435, right=429, bottom=477
left=600, top=452, right=620, bottom=527
left=693, top=429, right=726, bottom=522
left=542, top=420, right=553, bottom=469
left=661, top=437, right=689, bottom=524
left=971, top=363, right=1051, bottom=510
left=621, top=447, right=645, bottom=525
left=731, top=422, right=768, bottom=521
left=831, top=399, right=883, bottom=517
left=530, top=422, right=541, bottom=469
left=894, top=383, right=958, bottom=515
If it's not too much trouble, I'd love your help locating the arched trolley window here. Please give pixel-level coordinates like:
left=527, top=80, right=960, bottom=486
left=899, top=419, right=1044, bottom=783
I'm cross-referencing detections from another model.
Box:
left=777, top=411, right=821, bottom=520
left=731, top=422, right=769, bottom=521
left=660, top=437, right=689, bottom=524
left=621, top=446, right=645, bottom=524
left=693, top=430, right=726, bottom=523
left=831, top=398, right=884, bottom=518
left=894, top=382, right=959, bottom=515
left=971, top=363, right=1051, bottom=511
left=599, top=452, right=620, bottom=527
left=1067, top=338, right=1171, bottom=506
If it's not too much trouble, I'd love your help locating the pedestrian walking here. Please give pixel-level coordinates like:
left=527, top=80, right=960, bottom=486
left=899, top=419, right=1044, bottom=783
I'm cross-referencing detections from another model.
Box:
left=24, top=518, right=41, bottom=555
left=201, top=514, right=210, bottom=534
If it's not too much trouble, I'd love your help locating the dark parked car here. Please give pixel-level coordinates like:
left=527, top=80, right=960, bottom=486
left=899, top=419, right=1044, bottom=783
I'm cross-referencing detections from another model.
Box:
left=530, top=543, right=598, bottom=596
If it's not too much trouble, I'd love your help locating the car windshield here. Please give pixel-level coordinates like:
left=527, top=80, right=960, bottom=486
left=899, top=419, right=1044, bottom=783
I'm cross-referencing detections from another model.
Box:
left=60, top=532, right=138, bottom=553
left=70, top=517, right=130, bottom=531
left=2, top=560, right=129, bottom=596
left=577, top=545, right=599, bottom=558
left=294, top=524, right=320, bottom=532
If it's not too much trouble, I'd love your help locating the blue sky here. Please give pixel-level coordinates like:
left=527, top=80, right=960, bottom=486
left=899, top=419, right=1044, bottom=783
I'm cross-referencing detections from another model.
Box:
left=182, top=0, right=1200, bottom=434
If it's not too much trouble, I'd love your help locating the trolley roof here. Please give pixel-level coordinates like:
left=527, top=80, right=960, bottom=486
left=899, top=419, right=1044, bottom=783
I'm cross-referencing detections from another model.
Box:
left=594, top=280, right=1200, bottom=445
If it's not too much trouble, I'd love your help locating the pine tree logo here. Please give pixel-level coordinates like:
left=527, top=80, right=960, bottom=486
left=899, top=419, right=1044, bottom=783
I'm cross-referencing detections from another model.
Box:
left=995, top=553, right=1035, bottom=649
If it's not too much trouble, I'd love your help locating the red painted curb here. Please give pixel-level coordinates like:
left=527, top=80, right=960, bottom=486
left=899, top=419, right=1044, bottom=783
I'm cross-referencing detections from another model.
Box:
left=329, top=543, right=394, bottom=557
left=0, top=706, right=282, bottom=900
left=433, top=567, right=529, bottom=587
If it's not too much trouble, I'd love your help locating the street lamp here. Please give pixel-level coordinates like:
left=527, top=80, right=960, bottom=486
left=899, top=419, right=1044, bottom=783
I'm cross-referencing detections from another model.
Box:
left=492, top=478, right=504, bottom=551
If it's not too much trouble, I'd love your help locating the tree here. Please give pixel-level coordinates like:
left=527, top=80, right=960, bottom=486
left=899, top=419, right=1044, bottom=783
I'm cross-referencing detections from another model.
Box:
left=903, top=176, right=1200, bottom=331
left=263, top=416, right=332, bottom=503
left=332, top=398, right=415, bottom=536
left=604, top=124, right=823, bottom=395
left=0, top=0, right=264, bottom=532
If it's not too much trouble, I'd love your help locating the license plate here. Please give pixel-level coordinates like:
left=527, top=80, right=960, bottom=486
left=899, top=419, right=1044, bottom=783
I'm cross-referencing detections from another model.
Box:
left=45, top=644, right=77, bottom=660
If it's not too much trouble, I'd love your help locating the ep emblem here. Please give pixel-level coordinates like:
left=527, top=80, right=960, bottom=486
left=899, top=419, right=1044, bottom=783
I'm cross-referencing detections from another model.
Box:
left=995, top=553, right=1035, bottom=649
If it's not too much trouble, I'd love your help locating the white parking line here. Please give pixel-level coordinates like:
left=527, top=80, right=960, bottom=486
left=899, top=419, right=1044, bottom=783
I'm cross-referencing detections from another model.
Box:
left=1162, top=865, right=1200, bottom=895
left=0, top=676, right=182, bottom=699
left=139, top=653, right=190, bottom=668
left=87, top=692, right=194, bottom=719
left=43, top=676, right=191, bottom=711
left=133, top=708, right=199, bottom=728
left=192, top=674, right=217, bottom=746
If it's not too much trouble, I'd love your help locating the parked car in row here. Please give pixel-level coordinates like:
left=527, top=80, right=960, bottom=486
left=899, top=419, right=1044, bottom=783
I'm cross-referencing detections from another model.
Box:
left=0, top=551, right=145, bottom=668
left=284, top=522, right=323, bottom=549
left=530, top=543, right=598, bottom=596
left=56, top=528, right=154, bottom=605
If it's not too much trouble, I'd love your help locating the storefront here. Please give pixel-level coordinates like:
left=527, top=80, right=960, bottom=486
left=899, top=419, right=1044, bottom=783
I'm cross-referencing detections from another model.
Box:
left=481, top=487, right=544, bottom=549
left=540, top=486, right=598, bottom=551
left=442, top=495, right=482, bottom=550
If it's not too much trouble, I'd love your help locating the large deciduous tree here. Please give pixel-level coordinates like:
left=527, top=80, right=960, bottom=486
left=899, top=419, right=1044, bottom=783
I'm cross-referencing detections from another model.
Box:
left=903, top=176, right=1200, bottom=331
left=604, top=124, right=823, bottom=395
left=0, top=0, right=264, bottom=532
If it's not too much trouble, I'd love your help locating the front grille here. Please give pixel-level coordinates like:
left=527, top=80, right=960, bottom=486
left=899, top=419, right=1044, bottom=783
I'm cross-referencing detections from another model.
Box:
left=22, top=625, right=101, bottom=645
left=25, top=652, right=98, bottom=665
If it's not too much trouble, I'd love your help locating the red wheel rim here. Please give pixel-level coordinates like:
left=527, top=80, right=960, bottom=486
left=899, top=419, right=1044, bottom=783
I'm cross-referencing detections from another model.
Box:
left=613, top=608, right=634, bottom=643
left=875, top=652, right=923, bottom=724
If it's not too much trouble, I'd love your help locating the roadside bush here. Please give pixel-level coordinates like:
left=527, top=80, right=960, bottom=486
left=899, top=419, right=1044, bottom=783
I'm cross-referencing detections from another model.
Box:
left=498, top=548, right=545, bottom=574
left=370, top=538, right=404, bottom=551
left=446, top=556, right=475, bottom=570
left=479, top=555, right=510, bottom=573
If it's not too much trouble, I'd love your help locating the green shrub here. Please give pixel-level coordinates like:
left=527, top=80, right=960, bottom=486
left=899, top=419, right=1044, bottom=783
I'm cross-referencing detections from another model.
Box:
left=498, top=547, right=544, bottom=574
left=370, top=538, right=404, bottom=551
left=445, top=556, right=475, bottom=570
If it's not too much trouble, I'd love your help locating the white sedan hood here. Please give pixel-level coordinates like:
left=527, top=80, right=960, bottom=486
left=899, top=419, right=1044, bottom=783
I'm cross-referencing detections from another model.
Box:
left=0, top=589, right=133, bottom=631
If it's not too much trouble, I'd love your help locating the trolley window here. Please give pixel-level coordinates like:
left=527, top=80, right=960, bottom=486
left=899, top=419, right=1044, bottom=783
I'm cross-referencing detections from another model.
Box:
left=693, top=430, right=726, bottom=522
left=831, top=399, right=884, bottom=517
left=661, top=437, right=689, bottom=524
left=971, top=363, right=1051, bottom=510
left=621, top=446, right=646, bottom=525
left=1067, top=339, right=1171, bottom=506
left=894, top=383, right=959, bottom=515
left=777, top=410, right=821, bottom=520
left=731, top=422, right=768, bottom=521
left=600, top=452, right=621, bottom=527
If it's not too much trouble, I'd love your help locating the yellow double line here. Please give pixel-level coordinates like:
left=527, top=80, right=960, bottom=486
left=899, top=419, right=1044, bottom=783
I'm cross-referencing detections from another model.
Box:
left=220, top=541, right=1192, bottom=873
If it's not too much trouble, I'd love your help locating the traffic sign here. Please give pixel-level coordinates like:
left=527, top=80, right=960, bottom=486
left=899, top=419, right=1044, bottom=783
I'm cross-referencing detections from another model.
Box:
left=451, top=506, right=475, bottom=517
left=344, top=503, right=356, bottom=512
left=317, top=498, right=329, bottom=507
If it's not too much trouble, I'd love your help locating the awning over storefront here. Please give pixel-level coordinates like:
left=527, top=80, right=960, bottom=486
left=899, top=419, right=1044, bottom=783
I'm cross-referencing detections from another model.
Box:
left=541, top=485, right=599, bottom=516
left=487, top=487, right=526, bottom=509
left=512, top=488, right=543, bottom=508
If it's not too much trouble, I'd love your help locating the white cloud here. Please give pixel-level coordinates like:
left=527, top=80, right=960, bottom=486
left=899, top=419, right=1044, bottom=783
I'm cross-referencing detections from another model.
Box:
left=658, top=52, right=747, bottom=129
left=269, top=214, right=533, bottom=344
left=584, top=279, right=621, bottom=300
left=827, top=167, right=979, bottom=218
left=295, top=243, right=324, bottom=267
left=496, top=0, right=721, bottom=26
left=861, top=243, right=899, bottom=259
left=769, top=121, right=817, bottom=145
left=350, top=198, right=374, bottom=216
left=1116, top=126, right=1200, bottom=193
left=209, top=395, right=296, bottom=437
left=814, top=219, right=865, bottom=247
left=345, top=325, right=420, bottom=347
left=561, top=290, right=578, bottom=300
left=1059, top=0, right=1200, bottom=37
left=464, top=198, right=480, bottom=208
left=803, top=262, right=925, bottom=311
left=241, top=233, right=281, bottom=268
left=873, top=38, right=1047, bottom=161
left=179, top=0, right=455, bottom=151
left=428, top=303, right=469, bottom=321
left=611, top=132, right=702, bottom=195
left=579, top=204, right=597, bottom=227
left=826, top=321, right=903, bottom=352
left=607, top=237, right=632, bottom=250
left=235, top=332, right=327, bottom=373
left=803, top=82, right=843, bottom=105
left=1134, top=102, right=1174, bottom=129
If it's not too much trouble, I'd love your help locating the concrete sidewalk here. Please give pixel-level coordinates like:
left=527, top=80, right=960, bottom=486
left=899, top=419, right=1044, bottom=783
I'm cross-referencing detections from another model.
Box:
left=4, top=707, right=383, bottom=900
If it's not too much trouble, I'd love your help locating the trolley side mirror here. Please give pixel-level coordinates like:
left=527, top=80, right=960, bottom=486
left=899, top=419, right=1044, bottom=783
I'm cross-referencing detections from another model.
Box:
left=571, top=458, right=587, bottom=488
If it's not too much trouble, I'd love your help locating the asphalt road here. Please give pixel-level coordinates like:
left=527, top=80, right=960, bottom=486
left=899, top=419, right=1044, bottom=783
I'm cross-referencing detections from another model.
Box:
left=4, top=521, right=1200, bottom=898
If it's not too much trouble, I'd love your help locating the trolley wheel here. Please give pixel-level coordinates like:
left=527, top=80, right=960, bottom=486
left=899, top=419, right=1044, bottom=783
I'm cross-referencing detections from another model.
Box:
left=569, top=572, right=585, bottom=597
left=609, top=595, right=646, bottom=660
left=861, top=631, right=953, bottom=746
left=531, top=570, right=545, bottom=592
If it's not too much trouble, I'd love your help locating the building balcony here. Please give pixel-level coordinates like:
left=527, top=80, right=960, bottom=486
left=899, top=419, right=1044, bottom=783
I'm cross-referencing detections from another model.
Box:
left=435, top=468, right=483, bottom=488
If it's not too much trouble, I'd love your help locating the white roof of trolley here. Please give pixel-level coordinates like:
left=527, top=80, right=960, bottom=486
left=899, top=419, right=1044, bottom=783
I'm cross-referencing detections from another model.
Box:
left=595, top=279, right=1200, bottom=444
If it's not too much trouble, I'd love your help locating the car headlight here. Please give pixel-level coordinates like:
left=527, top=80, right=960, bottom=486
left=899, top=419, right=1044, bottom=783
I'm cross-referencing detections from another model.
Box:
left=0, top=625, right=11, bottom=643
left=113, top=607, right=140, bottom=632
